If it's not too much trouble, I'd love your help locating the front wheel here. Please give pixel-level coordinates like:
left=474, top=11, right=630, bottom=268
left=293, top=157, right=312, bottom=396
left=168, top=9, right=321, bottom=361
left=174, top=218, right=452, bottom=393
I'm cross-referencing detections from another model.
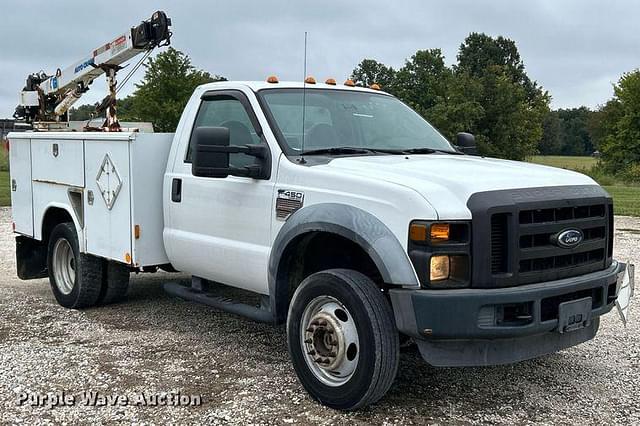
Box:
left=287, top=269, right=399, bottom=410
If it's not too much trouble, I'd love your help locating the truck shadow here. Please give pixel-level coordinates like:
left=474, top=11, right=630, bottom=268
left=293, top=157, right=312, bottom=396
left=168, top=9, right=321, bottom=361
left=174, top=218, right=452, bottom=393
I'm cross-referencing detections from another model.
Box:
left=83, top=273, right=605, bottom=420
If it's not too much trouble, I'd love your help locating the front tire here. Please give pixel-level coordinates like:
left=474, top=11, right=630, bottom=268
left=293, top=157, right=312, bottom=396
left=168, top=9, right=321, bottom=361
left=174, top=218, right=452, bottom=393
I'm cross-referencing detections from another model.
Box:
left=47, top=222, right=102, bottom=309
left=287, top=269, right=399, bottom=410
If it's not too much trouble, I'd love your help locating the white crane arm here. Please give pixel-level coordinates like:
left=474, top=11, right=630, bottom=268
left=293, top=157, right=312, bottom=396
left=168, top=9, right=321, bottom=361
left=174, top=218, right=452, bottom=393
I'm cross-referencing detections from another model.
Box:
left=14, top=10, right=171, bottom=131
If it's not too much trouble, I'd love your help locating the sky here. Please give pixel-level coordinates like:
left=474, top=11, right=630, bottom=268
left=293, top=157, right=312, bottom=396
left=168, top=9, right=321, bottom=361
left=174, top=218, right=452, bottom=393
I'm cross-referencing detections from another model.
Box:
left=1, top=0, right=638, bottom=117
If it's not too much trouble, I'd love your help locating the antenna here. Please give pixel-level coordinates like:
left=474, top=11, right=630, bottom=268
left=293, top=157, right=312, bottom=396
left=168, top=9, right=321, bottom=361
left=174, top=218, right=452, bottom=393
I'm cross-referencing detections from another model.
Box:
left=299, top=31, right=308, bottom=164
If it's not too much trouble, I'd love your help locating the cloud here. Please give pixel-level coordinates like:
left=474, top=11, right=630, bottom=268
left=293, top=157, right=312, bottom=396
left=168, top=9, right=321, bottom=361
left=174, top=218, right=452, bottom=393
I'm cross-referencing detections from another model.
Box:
left=1, top=0, right=638, bottom=116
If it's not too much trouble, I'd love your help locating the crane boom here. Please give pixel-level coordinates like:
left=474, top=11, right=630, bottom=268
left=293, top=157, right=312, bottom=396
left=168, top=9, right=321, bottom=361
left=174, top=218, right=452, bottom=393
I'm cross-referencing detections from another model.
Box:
left=14, top=10, right=171, bottom=131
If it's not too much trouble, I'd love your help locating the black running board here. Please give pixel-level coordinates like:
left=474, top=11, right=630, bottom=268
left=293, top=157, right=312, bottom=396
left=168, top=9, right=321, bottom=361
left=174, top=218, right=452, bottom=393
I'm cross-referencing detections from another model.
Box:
left=163, top=279, right=274, bottom=323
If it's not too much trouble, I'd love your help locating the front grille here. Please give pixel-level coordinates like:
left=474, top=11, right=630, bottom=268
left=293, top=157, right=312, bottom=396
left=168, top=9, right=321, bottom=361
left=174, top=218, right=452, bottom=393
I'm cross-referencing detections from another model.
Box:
left=520, top=226, right=605, bottom=248
left=468, top=186, right=614, bottom=288
left=519, top=204, right=605, bottom=224
left=516, top=203, right=607, bottom=284
left=520, top=248, right=604, bottom=273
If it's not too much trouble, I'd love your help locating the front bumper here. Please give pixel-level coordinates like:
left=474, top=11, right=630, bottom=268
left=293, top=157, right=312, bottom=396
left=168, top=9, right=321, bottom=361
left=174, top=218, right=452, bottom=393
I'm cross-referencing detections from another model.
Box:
left=389, top=261, right=628, bottom=366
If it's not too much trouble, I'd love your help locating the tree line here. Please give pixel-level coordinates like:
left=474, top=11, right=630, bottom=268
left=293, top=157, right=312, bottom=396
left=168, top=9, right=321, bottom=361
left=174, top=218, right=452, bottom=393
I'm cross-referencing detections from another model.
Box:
left=70, top=37, right=640, bottom=181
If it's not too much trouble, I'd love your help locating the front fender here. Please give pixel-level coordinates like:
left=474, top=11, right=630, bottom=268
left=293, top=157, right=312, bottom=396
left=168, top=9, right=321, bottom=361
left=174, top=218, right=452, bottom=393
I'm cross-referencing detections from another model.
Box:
left=268, top=203, right=419, bottom=322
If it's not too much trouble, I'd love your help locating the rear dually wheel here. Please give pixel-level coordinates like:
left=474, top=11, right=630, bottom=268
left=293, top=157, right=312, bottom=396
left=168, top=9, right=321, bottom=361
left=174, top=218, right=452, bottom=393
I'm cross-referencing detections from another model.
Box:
left=47, top=222, right=102, bottom=309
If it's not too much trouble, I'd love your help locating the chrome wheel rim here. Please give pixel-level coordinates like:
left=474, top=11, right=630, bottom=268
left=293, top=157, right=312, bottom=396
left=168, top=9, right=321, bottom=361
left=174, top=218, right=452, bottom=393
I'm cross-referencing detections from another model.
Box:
left=52, top=239, right=75, bottom=295
left=300, top=295, right=360, bottom=387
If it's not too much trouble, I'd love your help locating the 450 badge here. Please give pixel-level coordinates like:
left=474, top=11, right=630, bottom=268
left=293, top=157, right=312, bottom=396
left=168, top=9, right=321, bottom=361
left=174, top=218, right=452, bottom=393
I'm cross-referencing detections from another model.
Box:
left=276, top=190, right=305, bottom=220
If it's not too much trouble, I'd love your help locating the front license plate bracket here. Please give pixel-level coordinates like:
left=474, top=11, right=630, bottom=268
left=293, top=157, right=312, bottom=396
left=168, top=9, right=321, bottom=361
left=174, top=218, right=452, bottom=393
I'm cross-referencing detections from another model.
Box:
left=558, top=297, right=592, bottom=333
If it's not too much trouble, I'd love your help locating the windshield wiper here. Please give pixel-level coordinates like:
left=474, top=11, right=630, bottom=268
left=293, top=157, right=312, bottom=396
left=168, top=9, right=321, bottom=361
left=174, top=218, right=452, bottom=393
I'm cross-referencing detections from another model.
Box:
left=301, top=147, right=373, bottom=156
left=362, top=147, right=462, bottom=155
left=360, top=148, right=411, bottom=154
left=401, top=147, right=462, bottom=155
left=359, top=147, right=441, bottom=155
left=300, top=146, right=462, bottom=156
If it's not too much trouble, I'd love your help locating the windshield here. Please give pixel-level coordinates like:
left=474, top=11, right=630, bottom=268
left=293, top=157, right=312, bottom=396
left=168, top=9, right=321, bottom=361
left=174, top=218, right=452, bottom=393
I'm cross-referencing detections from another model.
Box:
left=258, top=89, right=455, bottom=155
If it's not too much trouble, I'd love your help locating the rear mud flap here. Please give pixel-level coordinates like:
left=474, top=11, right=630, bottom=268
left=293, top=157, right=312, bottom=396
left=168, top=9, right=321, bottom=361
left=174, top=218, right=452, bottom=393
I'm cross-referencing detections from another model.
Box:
left=16, top=236, right=48, bottom=280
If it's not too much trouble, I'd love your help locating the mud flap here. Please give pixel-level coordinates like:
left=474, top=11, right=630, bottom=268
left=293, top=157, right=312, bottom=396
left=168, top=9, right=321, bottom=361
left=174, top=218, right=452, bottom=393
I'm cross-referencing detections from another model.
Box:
left=16, top=236, right=48, bottom=280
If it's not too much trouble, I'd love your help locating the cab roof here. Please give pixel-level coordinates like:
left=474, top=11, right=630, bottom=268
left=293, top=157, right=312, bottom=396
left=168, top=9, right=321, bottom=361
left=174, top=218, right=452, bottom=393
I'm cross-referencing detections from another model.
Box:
left=195, top=80, right=391, bottom=95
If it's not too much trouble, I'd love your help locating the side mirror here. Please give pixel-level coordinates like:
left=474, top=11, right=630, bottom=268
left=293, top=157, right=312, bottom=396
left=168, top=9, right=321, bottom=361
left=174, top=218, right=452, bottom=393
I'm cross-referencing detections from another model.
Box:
left=192, top=127, right=230, bottom=178
left=455, top=132, right=478, bottom=155
left=191, top=126, right=270, bottom=179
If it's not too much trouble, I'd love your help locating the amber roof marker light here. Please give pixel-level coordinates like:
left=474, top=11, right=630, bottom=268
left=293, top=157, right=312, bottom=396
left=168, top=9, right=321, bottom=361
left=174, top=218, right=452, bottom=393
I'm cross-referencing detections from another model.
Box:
left=266, top=75, right=279, bottom=83
left=370, top=83, right=381, bottom=90
left=325, top=78, right=337, bottom=85
left=305, top=76, right=317, bottom=84
left=344, top=79, right=356, bottom=87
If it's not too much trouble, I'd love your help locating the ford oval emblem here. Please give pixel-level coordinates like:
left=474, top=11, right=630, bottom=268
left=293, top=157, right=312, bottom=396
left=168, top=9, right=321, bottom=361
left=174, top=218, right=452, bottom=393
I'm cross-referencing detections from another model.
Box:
left=555, top=229, right=584, bottom=248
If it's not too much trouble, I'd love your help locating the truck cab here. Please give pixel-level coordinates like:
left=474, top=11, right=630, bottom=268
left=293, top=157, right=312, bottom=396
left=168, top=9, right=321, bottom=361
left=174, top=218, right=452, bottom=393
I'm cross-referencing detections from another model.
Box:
left=9, top=79, right=634, bottom=411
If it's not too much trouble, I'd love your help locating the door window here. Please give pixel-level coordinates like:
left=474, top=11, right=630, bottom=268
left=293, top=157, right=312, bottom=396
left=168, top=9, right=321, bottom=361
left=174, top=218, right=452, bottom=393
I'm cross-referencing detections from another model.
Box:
left=186, top=95, right=262, bottom=168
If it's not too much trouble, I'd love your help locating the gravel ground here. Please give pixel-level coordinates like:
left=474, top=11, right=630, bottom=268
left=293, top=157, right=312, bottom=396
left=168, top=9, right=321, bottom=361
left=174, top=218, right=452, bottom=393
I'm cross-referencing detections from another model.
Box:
left=0, top=207, right=638, bottom=425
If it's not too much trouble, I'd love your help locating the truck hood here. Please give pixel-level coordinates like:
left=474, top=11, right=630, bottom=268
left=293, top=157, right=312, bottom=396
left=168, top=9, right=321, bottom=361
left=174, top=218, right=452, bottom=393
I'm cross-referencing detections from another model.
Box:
left=318, top=154, right=598, bottom=219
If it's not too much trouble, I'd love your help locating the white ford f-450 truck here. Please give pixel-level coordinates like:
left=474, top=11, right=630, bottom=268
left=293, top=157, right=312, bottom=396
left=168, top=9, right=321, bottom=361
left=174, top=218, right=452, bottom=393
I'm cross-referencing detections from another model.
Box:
left=9, top=80, right=635, bottom=410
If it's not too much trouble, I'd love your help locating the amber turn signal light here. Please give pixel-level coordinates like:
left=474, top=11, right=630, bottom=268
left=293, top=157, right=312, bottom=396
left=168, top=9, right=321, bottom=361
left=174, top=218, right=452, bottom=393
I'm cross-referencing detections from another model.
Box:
left=410, top=223, right=450, bottom=242
left=430, top=223, right=450, bottom=242
left=409, top=223, right=428, bottom=241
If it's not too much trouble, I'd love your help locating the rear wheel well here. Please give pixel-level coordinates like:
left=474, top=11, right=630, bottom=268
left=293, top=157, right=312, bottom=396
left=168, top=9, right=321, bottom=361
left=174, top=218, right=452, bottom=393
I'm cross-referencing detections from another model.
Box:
left=42, top=208, right=75, bottom=244
left=276, top=232, right=385, bottom=321
left=17, top=208, right=77, bottom=281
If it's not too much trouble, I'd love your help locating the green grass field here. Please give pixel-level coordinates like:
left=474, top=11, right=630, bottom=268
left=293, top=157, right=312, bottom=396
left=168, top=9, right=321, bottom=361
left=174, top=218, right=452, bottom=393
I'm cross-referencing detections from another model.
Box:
left=602, top=186, right=640, bottom=217
left=530, top=155, right=640, bottom=217
left=529, top=155, right=597, bottom=171
left=0, top=147, right=10, bottom=206
left=0, top=147, right=8, bottom=171
left=0, top=171, right=10, bottom=207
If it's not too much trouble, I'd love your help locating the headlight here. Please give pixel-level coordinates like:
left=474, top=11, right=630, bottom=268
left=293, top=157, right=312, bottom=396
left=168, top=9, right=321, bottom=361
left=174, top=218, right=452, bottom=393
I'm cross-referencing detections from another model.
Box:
left=408, top=221, right=471, bottom=288
left=430, top=255, right=450, bottom=281
left=430, top=255, right=470, bottom=285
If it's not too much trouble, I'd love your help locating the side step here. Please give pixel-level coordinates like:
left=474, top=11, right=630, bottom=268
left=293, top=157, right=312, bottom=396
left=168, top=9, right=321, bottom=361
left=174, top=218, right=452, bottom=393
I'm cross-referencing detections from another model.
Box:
left=164, top=277, right=273, bottom=323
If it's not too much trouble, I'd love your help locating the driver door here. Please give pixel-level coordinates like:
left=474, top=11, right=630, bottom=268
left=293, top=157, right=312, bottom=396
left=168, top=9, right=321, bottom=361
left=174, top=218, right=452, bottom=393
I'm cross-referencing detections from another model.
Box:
left=165, top=90, right=274, bottom=294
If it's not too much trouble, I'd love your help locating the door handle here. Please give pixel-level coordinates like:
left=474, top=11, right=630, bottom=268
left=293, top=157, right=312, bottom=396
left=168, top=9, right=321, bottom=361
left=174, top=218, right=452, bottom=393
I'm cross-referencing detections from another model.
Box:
left=171, top=178, right=182, bottom=202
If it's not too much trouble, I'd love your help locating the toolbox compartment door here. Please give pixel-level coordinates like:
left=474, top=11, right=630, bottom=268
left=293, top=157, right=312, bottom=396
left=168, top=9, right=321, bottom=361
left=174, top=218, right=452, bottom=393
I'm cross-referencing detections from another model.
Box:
left=84, top=139, right=132, bottom=263
left=9, top=137, right=34, bottom=236
left=32, top=139, right=85, bottom=187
